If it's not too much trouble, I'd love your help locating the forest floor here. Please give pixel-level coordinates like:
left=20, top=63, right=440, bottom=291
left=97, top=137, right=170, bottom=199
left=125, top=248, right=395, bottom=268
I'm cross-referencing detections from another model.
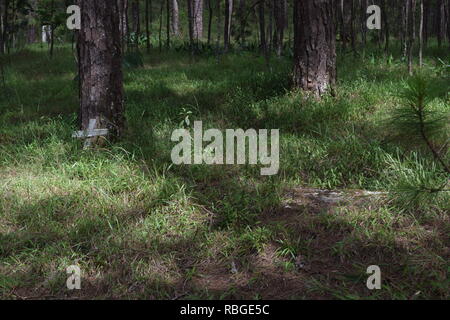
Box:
left=0, top=44, right=448, bottom=299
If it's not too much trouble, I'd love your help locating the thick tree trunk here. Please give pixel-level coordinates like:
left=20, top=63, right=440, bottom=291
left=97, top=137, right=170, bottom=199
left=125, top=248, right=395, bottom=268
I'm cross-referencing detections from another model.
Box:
left=188, top=0, right=203, bottom=40
left=77, top=0, right=125, bottom=138
left=293, top=0, right=336, bottom=98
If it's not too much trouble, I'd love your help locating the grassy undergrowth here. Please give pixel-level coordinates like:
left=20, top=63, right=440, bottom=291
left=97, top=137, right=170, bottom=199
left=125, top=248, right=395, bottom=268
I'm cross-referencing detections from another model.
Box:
left=0, top=44, right=448, bottom=299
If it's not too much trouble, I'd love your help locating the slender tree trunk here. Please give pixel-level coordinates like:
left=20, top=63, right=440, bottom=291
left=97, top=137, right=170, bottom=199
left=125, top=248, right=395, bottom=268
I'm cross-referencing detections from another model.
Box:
left=238, top=0, right=246, bottom=45
left=382, top=0, right=390, bottom=53
left=293, top=0, right=336, bottom=97
left=419, top=0, right=424, bottom=67
left=407, top=0, right=415, bottom=75
left=215, top=0, right=221, bottom=60
left=0, top=0, right=4, bottom=54
left=145, top=0, right=151, bottom=52
left=274, top=0, right=286, bottom=56
left=437, top=0, right=445, bottom=47
left=360, top=0, right=367, bottom=49
left=3, top=0, right=8, bottom=54
left=423, top=0, right=429, bottom=47
left=224, top=0, right=233, bottom=51
left=171, top=0, right=179, bottom=36
left=132, top=0, right=141, bottom=48
left=350, top=0, right=356, bottom=55
left=159, top=0, right=163, bottom=51
left=339, top=0, right=346, bottom=50
left=403, top=0, right=408, bottom=57
left=118, top=0, right=129, bottom=52
left=258, top=0, right=266, bottom=52
left=49, top=0, right=55, bottom=57
left=166, top=0, right=171, bottom=48
left=207, top=0, right=213, bottom=44
left=77, top=0, right=125, bottom=138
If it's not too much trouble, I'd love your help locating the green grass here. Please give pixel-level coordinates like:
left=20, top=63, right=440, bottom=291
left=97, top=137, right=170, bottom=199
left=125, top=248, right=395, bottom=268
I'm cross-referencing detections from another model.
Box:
left=0, top=43, right=448, bottom=299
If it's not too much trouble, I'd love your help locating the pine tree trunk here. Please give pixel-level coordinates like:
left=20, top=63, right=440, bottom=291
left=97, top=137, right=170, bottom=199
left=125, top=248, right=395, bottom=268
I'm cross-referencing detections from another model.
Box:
left=238, top=0, right=246, bottom=45
left=166, top=0, right=171, bottom=47
left=224, top=0, right=233, bottom=51
left=0, top=0, right=4, bottom=54
left=207, top=0, right=213, bottom=44
left=293, top=0, right=336, bottom=98
left=77, top=0, right=125, bottom=138
left=118, top=0, right=129, bottom=52
left=145, top=0, right=151, bottom=52
left=419, top=0, right=424, bottom=67
left=132, top=0, right=141, bottom=48
left=171, top=0, right=179, bottom=36
left=274, top=0, right=286, bottom=56
left=189, top=0, right=203, bottom=40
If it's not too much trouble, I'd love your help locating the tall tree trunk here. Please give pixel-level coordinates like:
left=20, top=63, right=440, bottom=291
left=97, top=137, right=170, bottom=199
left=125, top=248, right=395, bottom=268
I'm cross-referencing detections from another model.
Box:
left=238, top=0, right=246, bottom=45
left=339, top=0, right=346, bottom=50
left=382, top=0, right=390, bottom=53
left=407, top=0, right=415, bottom=75
left=207, top=0, right=213, bottom=44
left=419, top=0, right=424, bottom=67
left=0, top=0, right=4, bottom=54
left=274, top=0, right=286, bottom=56
left=49, top=0, right=55, bottom=57
left=145, top=0, right=152, bottom=52
left=166, top=0, right=171, bottom=47
left=118, top=0, right=129, bottom=52
left=171, top=0, right=179, bottom=36
left=77, top=0, right=125, bottom=138
left=189, top=0, right=203, bottom=40
left=132, top=0, right=141, bottom=48
left=350, top=0, right=356, bottom=55
left=437, top=0, right=445, bottom=47
left=224, top=0, right=233, bottom=51
left=293, top=0, right=336, bottom=98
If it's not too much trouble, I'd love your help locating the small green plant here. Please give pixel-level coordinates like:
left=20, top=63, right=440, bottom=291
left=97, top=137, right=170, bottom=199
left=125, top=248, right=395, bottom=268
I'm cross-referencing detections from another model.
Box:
left=387, top=75, right=449, bottom=209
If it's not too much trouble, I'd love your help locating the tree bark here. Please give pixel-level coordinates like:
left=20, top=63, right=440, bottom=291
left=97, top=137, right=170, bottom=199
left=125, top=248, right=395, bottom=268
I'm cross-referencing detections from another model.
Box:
left=224, top=0, right=233, bottom=51
left=171, top=0, right=179, bottom=36
left=77, top=0, right=125, bottom=138
left=0, top=0, right=4, bottom=54
left=166, top=0, right=171, bottom=47
left=188, top=0, right=203, bottom=40
left=118, top=0, right=129, bottom=51
left=274, top=0, right=286, bottom=56
left=407, top=0, right=415, bottom=75
left=132, top=0, right=141, bottom=48
left=419, top=0, right=424, bottom=67
left=145, top=0, right=152, bottom=52
left=207, top=0, right=213, bottom=44
left=293, top=0, right=336, bottom=98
